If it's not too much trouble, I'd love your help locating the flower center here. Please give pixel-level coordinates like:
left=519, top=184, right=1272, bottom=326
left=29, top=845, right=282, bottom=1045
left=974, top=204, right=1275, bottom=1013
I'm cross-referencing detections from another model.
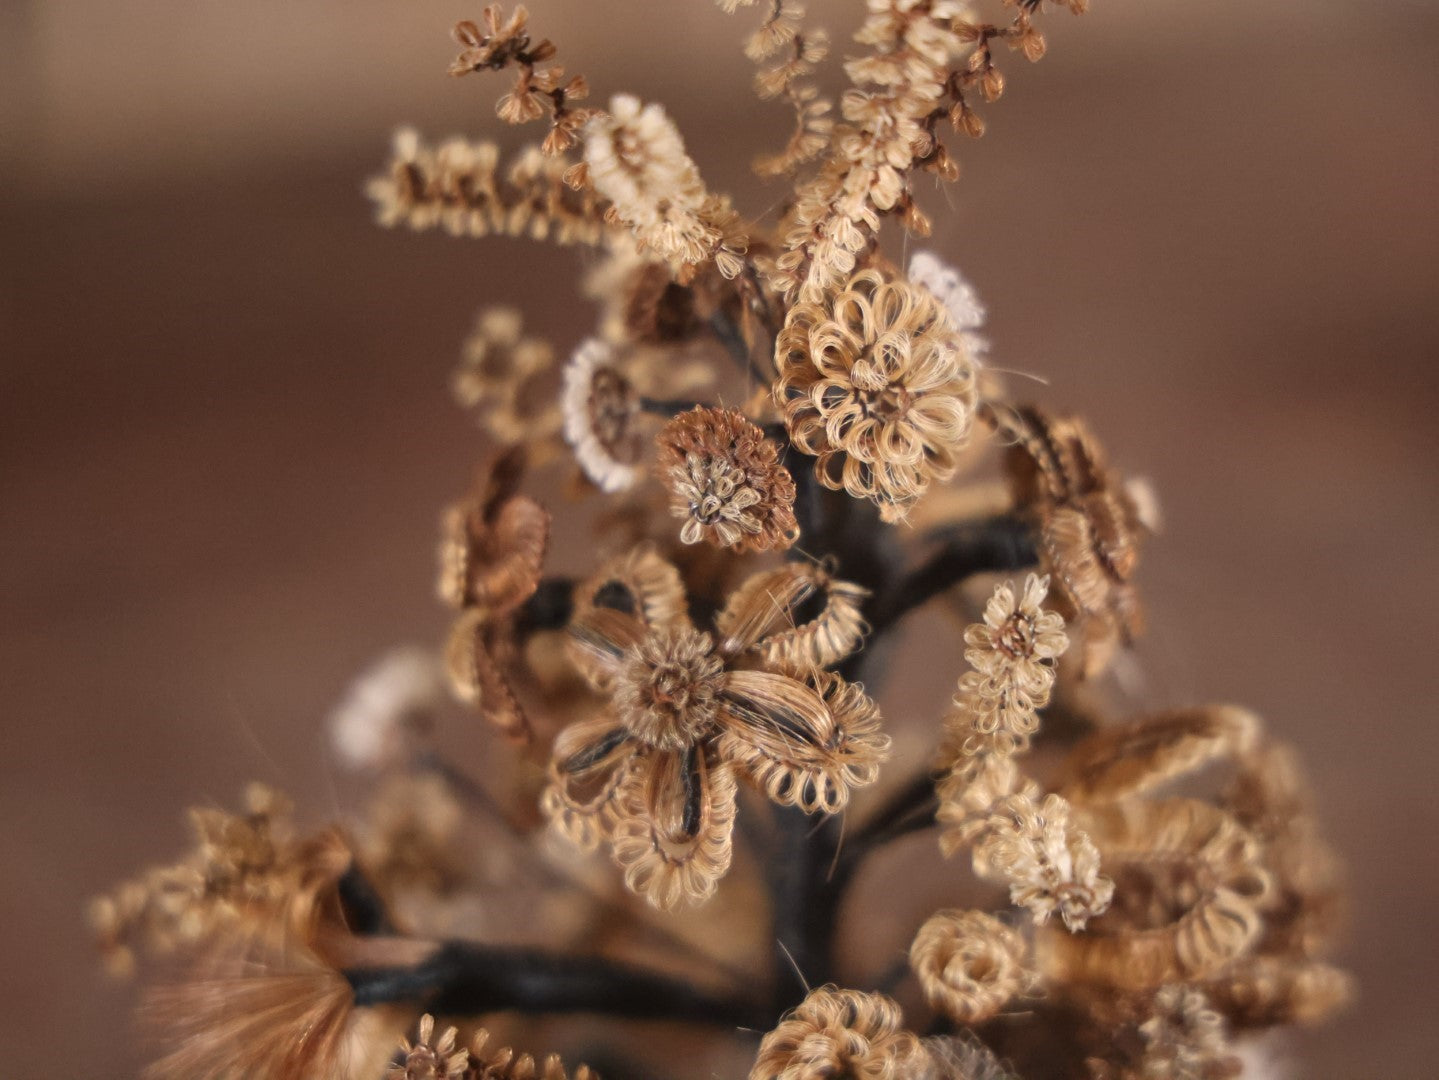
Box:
left=998, top=616, right=1036, bottom=659
left=615, top=628, right=725, bottom=750
left=679, top=455, right=761, bottom=526
left=588, top=368, right=637, bottom=451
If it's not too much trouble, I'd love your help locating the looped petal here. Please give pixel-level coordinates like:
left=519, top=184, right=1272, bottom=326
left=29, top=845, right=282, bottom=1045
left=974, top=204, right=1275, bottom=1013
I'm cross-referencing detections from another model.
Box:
left=1040, top=798, right=1272, bottom=990
left=541, top=712, right=639, bottom=850
left=609, top=748, right=737, bottom=909
left=437, top=451, right=549, bottom=613
left=574, top=544, right=690, bottom=630
left=1061, top=706, right=1261, bottom=805
left=713, top=564, right=868, bottom=671
left=566, top=606, right=648, bottom=693
left=717, top=669, right=888, bottom=814
left=444, top=609, right=529, bottom=743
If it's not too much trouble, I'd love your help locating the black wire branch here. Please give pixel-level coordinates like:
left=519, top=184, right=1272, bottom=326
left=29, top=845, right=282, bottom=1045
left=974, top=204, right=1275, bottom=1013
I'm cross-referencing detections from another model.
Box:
left=513, top=575, right=575, bottom=636
left=708, top=309, right=770, bottom=387
left=346, top=941, right=766, bottom=1028
left=638, top=395, right=706, bottom=417
left=865, top=515, right=1038, bottom=638
left=766, top=806, right=843, bottom=1016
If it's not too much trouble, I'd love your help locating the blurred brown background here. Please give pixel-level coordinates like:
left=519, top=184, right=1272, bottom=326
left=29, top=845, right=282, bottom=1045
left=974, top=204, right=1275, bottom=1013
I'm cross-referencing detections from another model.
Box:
left=3, top=0, right=1436, bottom=1075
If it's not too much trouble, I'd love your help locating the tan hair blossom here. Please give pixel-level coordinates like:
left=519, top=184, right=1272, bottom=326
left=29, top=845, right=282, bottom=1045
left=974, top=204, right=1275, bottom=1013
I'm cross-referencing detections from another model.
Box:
left=543, top=546, right=885, bottom=906
left=1000, top=405, right=1148, bottom=677
left=655, top=406, right=798, bottom=551
left=751, top=986, right=923, bottom=1080
left=1041, top=798, right=1271, bottom=989
left=1085, top=985, right=1242, bottom=1080
left=910, top=910, right=1030, bottom=1025
left=584, top=95, right=749, bottom=279
left=561, top=338, right=643, bottom=492
left=391, top=1015, right=598, bottom=1080
left=392, top=1014, right=468, bottom=1079
left=776, top=268, right=979, bottom=521
left=453, top=307, right=563, bottom=454
left=367, top=130, right=606, bottom=245
left=438, top=450, right=551, bottom=742
left=944, top=573, right=1068, bottom=757
left=1059, top=705, right=1261, bottom=806
left=973, top=792, right=1114, bottom=932
left=936, top=751, right=1039, bottom=857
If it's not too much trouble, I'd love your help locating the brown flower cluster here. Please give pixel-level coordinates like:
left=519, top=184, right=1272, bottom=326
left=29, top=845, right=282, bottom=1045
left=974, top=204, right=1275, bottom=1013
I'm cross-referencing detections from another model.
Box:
left=367, top=130, right=607, bottom=245
left=95, top=4, right=1353, bottom=1079
left=454, top=307, right=564, bottom=456
left=583, top=95, right=750, bottom=280
left=656, top=406, right=797, bottom=551
left=392, top=1015, right=596, bottom=1080
left=90, top=784, right=305, bottom=976
left=776, top=268, right=979, bottom=520
left=999, top=405, right=1150, bottom=677
left=449, top=4, right=593, bottom=154
left=543, top=546, right=883, bottom=906
left=438, top=450, right=550, bottom=742
left=767, top=0, right=1082, bottom=302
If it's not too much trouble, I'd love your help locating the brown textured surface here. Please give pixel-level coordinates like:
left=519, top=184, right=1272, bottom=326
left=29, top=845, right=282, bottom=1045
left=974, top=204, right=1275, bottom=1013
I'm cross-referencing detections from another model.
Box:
left=3, top=1, right=1437, bottom=1075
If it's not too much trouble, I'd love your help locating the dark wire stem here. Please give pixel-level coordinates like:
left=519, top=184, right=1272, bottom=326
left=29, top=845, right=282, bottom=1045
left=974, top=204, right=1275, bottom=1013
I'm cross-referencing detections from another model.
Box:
left=767, top=806, right=842, bottom=1016
left=708, top=309, right=770, bottom=388
left=864, top=515, right=1038, bottom=639
left=413, top=750, right=757, bottom=987
left=346, top=940, right=766, bottom=1028
left=638, top=396, right=706, bottom=417
left=512, top=575, right=575, bottom=636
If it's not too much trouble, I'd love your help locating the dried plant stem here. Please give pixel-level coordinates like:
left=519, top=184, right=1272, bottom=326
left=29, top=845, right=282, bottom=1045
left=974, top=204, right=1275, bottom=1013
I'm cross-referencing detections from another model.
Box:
left=346, top=940, right=765, bottom=1027
left=767, top=805, right=843, bottom=1014
left=866, top=516, right=1038, bottom=638
left=638, top=396, right=707, bottom=417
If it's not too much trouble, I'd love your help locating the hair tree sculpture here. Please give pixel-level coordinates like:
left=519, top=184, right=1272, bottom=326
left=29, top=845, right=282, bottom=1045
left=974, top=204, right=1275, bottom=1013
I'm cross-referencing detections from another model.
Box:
left=93, top=2, right=1351, bottom=1077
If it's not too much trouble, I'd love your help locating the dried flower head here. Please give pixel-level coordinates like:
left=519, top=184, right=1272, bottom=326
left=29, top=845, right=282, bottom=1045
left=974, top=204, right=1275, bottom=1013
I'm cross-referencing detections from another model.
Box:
left=1060, top=706, right=1261, bottom=805
left=1086, top=986, right=1242, bottom=1080
left=966, top=572, right=1067, bottom=700
left=656, top=406, right=798, bottom=551
left=1000, top=405, right=1148, bottom=677
left=561, top=338, right=643, bottom=492
left=1042, top=799, right=1271, bottom=989
left=437, top=451, right=550, bottom=741
left=910, top=909, right=1030, bottom=1024
left=328, top=646, right=446, bottom=771
left=453, top=307, right=564, bottom=452
left=942, top=574, right=1068, bottom=758
left=776, top=269, right=979, bottom=521
left=392, top=1014, right=469, bottom=1080
left=367, top=130, right=606, bottom=245
left=585, top=95, right=748, bottom=278
left=936, top=751, right=1039, bottom=856
left=449, top=5, right=539, bottom=75
left=751, top=986, right=924, bottom=1080
left=974, top=792, right=1114, bottom=932
left=88, top=785, right=357, bottom=985
left=468, top=1028, right=598, bottom=1080
left=544, top=546, right=885, bottom=906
